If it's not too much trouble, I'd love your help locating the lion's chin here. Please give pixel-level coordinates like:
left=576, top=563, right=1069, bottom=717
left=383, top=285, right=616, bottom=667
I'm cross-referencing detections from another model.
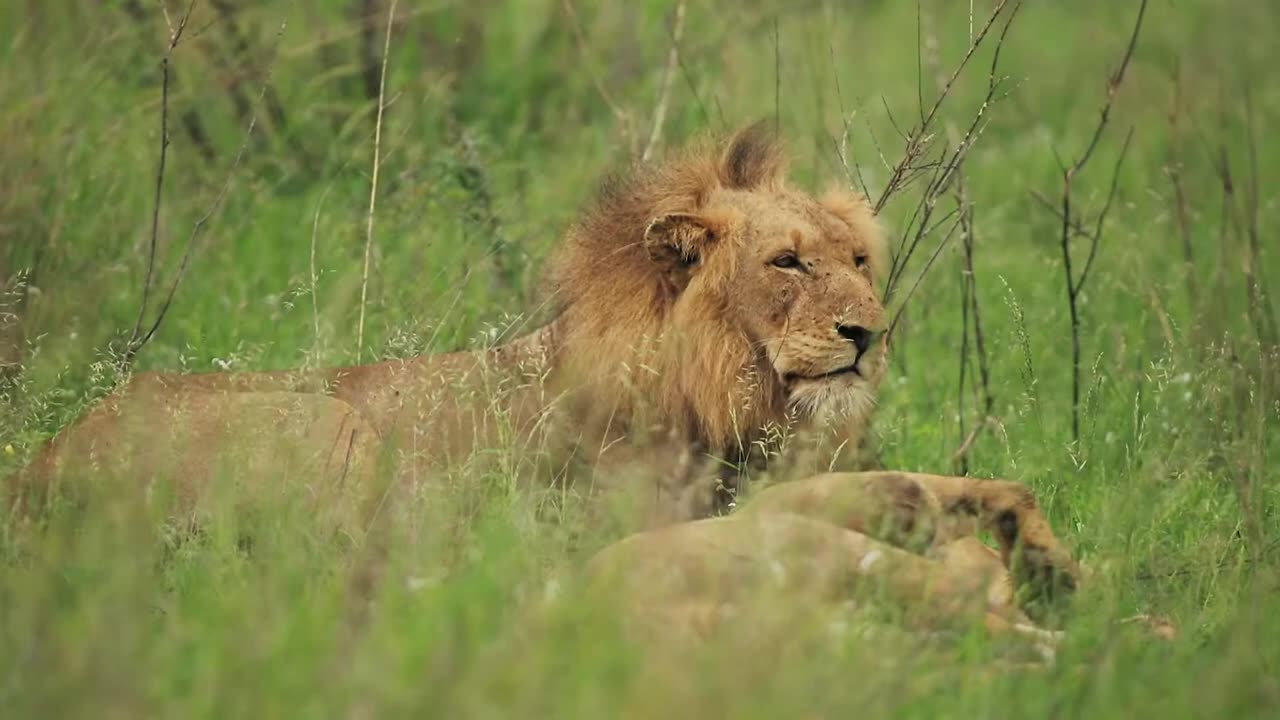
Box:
left=786, top=374, right=877, bottom=426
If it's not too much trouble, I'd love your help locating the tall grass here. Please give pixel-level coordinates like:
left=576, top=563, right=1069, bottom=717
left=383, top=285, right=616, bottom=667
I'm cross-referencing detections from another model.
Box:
left=2, top=0, right=1279, bottom=716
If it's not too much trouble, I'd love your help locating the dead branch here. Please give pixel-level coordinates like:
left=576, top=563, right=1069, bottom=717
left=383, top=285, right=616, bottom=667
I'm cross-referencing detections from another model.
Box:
left=1029, top=190, right=1097, bottom=240
left=208, top=0, right=315, bottom=171
left=358, top=0, right=383, bottom=105
left=872, top=0, right=1015, bottom=215
left=1039, top=0, right=1147, bottom=444
left=119, top=7, right=288, bottom=371
left=356, top=0, right=397, bottom=363
left=561, top=0, right=636, bottom=155
left=828, top=43, right=871, bottom=200
left=1068, top=0, right=1146, bottom=178
left=120, top=0, right=217, bottom=163
left=882, top=0, right=1022, bottom=328
left=671, top=26, right=715, bottom=129
left=951, top=173, right=995, bottom=473
left=310, top=184, right=335, bottom=355
left=123, top=0, right=197, bottom=366
left=641, top=0, right=687, bottom=162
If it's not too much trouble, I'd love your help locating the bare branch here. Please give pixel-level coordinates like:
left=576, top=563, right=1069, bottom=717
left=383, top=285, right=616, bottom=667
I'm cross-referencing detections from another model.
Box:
left=120, top=12, right=289, bottom=370
left=1029, top=190, right=1096, bottom=240
left=826, top=41, right=870, bottom=198
left=642, top=0, right=687, bottom=162
left=951, top=173, right=995, bottom=473
left=1235, top=87, right=1279, bottom=345
left=1069, top=0, right=1148, bottom=176
left=562, top=0, right=635, bottom=153
left=311, top=184, right=335, bottom=354
left=882, top=1, right=1020, bottom=306
left=1074, top=127, right=1134, bottom=294
left=1037, top=0, right=1148, bottom=444
left=886, top=221, right=962, bottom=340
left=672, top=31, right=714, bottom=128
left=127, top=0, right=197, bottom=355
left=873, top=0, right=1016, bottom=213
left=356, top=0, right=398, bottom=363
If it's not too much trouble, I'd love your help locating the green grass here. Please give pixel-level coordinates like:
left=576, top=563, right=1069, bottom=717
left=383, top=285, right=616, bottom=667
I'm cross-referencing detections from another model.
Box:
left=3, top=0, right=1279, bottom=716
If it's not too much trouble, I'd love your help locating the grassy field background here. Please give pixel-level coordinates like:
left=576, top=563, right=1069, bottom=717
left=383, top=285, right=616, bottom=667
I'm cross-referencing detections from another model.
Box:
left=2, top=0, right=1279, bottom=716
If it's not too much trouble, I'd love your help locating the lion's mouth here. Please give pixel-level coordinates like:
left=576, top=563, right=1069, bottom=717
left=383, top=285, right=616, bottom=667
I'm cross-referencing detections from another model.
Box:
left=785, top=362, right=862, bottom=384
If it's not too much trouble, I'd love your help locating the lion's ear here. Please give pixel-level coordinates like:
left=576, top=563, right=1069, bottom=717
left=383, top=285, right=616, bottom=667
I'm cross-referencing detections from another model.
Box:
left=643, top=212, right=714, bottom=271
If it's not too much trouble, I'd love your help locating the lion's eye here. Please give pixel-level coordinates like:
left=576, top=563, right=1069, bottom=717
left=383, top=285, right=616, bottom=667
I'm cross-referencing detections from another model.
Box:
left=771, top=253, right=801, bottom=269
left=854, top=254, right=869, bottom=270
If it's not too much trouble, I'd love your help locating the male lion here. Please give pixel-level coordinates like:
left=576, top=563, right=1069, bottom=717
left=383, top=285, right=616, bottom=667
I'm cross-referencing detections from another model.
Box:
left=5, top=125, right=1079, bottom=600
left=9, top=124, right=888, bottom=515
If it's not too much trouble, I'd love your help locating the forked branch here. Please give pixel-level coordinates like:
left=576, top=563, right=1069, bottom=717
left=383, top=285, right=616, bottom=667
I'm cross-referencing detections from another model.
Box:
left=119, top=4, right=287, bottom=372
left=1039, top=0, right=1148, bottom=444
left=882, top=0, right=1023, bottom=334
left=124, top=0, right=197, bottom=368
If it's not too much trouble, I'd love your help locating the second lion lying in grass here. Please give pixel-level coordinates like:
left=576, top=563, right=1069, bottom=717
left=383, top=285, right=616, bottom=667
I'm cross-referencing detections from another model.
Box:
left=584, top=471, right=1077, bottom=651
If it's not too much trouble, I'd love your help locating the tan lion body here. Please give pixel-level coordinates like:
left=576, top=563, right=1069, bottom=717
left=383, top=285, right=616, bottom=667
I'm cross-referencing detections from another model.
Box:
left=583, top=471, right=1073, bottom=650
left=10, top=125, right=893, bottom=519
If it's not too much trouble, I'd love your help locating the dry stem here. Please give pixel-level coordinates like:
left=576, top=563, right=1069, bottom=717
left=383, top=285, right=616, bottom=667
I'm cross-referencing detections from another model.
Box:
left=356, top=0, right=397, bottom=363
left=126, top=0, right=196, bottom=361
left=642, top=0, right=687, bottom=163
left=1042, top=0, right=1148, bottom=443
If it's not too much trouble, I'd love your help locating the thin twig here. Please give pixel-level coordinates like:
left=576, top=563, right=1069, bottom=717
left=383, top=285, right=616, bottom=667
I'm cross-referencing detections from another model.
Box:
left=127, top=0, right=196, bottom=357
left=1042, top=0, right=1148, bottom=443
left=873, top=0, right=1014, bottom=214
left=1075, top=127, right=1134, bottom=293
left=642, top=0, right=687, bottom=162
left=951, top=172, right=995, bottom=473
left=1239, top=86, right=1278, bottom=344
left=356, top=0, right=397, bottom=363
left=886, top=221, right=962, bottom=340
left=672, top=33, right=714, bottom=128
left=882, top=2, right=1021, bottom=309
left=125, top=18, right=291, bottom=365
left=829, top=42, right=870, bottom=199
left=310, top=184, right=335, bottom=353
left=562, top=0, right=635, bottom=153
left=1068, top=0, right=1148, bottom=176
left=1029, top=190, right=1096, bottom=240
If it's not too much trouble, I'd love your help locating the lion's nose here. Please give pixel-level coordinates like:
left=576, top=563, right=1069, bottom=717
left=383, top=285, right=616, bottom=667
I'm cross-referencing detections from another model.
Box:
left=835, top=324, right=881, bottom=355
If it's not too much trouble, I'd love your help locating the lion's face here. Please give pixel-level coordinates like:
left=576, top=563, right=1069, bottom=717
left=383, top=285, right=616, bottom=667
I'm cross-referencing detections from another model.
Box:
left=644, top=184, right=888, bottom=424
